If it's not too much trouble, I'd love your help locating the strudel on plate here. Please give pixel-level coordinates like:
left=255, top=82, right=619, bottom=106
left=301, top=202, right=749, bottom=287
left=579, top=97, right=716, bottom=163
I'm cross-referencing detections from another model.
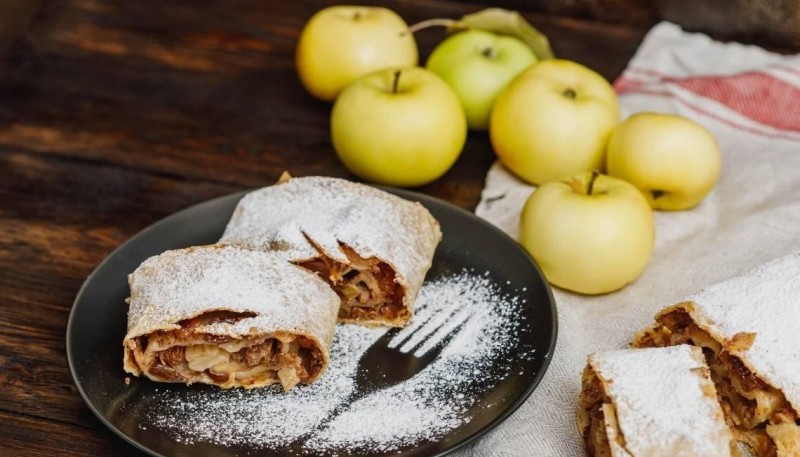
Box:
left=578, top=346, right=737, bottom=457
left=123, top=245, right=339, bottom=391
left=219, top=176, right=441, bottom=327
left=634, top=253, right=800, bottom=457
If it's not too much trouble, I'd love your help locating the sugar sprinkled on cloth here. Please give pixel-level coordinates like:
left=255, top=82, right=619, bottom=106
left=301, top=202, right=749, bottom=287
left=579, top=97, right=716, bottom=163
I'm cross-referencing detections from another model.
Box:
left=144, top=271, right=528, bottom=453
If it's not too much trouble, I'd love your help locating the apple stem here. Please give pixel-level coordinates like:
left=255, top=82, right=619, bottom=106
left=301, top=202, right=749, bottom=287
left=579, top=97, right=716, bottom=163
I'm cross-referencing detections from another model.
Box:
left=405, top=18, right=462, bottom=35
left=587, top=170, right=600, bottom=195
left=563, top=88, right=577, bottom=99
left=392, top=70, right=401, bottom=94
left=482, top=47, right=496, bottom=58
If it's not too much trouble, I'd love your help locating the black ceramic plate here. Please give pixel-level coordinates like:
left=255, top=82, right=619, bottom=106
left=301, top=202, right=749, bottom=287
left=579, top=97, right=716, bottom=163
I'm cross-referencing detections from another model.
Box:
left=67, top=187, right=557, bottom=457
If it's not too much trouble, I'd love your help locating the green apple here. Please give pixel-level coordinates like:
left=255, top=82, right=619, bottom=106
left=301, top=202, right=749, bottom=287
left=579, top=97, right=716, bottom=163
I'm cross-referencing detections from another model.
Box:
left=426, top=29, right=537, bottom=130
left=296, top=6, right=418, bottom=102
left=331, top=67, right=467, bottom=187
left=606, top=112, right=721, bottom=210
left=520, top=171, right=654, bottom=295
left=490, top=59, right=620, bottom=185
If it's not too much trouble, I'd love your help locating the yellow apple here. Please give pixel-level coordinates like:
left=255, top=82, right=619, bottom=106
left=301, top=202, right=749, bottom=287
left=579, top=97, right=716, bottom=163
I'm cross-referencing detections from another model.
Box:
left=426, top=29, right=537, bottom=130
left=490, top=59, right=620, bottom=185
left=519, top=171, right=654, bottom=295
left=331, top=67, right=467, bottom=187
left=606, top=112, right=721, bottom=210
left=296, top=6, right=418, bottom=102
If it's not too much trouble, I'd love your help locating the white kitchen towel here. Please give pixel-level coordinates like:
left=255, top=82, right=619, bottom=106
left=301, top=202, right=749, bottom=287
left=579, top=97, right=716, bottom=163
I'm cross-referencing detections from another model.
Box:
left=460, top=21, right=800, bottom=456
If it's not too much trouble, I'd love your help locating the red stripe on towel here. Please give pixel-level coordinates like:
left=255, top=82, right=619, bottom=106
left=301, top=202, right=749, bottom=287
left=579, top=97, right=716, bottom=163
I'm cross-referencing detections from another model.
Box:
left=618, top=68, right=800, bottom=132
left=619, top=87, right=800, bottom=141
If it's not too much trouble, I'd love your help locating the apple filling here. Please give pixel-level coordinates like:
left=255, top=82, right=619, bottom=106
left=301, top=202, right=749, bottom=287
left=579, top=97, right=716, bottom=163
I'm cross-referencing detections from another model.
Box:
left=577, top=366, right=626, bottom=457
left=297, top=244, right=407, bottom=325
left=634, top=309, right=800, bottom=457
left=124, top=311, right=324, bottom=391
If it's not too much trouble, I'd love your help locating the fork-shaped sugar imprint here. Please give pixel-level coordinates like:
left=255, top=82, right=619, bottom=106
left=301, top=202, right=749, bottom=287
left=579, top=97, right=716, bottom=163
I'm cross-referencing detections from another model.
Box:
left=388, top=306, right=474, bottom=357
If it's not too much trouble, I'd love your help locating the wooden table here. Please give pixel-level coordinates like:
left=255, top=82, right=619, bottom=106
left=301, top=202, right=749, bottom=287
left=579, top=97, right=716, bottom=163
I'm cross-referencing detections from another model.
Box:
left=0, top=1, right=654, bottom=455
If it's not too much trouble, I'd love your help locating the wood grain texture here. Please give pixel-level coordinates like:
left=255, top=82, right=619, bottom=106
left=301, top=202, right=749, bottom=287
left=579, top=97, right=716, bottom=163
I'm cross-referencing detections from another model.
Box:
left=0, top=0, right=648, bottom=211
left=0, top=410, right=147, bottom=456
left=0, top=0, right=44, bottom=71
left=1, top=0, right=791, bottom=454
left=0, top=2, right=642, bottom=452
left=460, top=0, right=657, bottom=26
left=655, top=0, right=800, bottom=48
left=0, top=151, right=238, bottom=433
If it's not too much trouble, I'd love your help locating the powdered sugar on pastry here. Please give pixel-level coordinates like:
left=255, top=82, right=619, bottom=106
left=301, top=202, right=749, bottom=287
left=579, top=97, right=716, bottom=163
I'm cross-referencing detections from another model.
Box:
left=589, top=346, right=734, bottom=457
left=125, top=245, right=339, bottom=351
left=218, top=177, right=441, bottom=322
left=602, top=404, right=634, bottom=457
left=143, top=271, right=530, bottom=452
left=684, top=251, right=800, bottom=414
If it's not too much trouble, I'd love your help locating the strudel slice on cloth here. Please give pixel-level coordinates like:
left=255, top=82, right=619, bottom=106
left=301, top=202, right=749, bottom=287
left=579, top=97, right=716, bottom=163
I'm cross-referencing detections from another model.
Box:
left=123, top=245, right=339, bottom=391
left=220, top=176, right=441, bottom=327
left=578, top=346, right=737, bottom=457
left=634, top=253, right=800, bottom=457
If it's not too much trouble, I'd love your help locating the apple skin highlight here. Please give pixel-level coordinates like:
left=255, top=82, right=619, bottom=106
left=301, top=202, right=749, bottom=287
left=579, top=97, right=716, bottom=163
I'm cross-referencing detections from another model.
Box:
left=426, top=29, right=537, bottom=130
left=296, top=6, right=418, bottom=102
left=490, top=59, right=620, bottom=186
left=519, top=171, right=655, bottom=295
left=330, top=67, right=467, bottom=187
left=606, top=112, right=722, bottom=211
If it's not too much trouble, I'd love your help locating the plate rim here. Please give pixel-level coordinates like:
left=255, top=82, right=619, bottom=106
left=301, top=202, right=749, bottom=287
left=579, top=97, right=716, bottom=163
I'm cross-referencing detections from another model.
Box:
left=66, top=187, right=558, bottom=457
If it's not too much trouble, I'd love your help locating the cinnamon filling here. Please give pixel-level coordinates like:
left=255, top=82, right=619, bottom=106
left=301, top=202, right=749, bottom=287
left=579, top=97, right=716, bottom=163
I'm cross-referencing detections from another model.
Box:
left=125, top=311, right=324, bottom=391
left=634, top=309, right=800, bottom=456
left=298, top=244, right=407, bottom=324
left=578, top=367, right=625, bottom=457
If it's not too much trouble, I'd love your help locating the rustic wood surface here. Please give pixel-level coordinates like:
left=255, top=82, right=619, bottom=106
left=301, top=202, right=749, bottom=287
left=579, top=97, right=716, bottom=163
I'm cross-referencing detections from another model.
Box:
left=0, top=0, right=789, bottom=455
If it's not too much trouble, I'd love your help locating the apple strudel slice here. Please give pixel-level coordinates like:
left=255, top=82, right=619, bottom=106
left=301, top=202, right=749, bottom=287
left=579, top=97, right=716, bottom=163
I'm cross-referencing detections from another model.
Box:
left=123, top=245, right=339, bottom=391
left=578, top=346, right=737, bottom=457
left=633, top=253, right=800, bottom=457
left=219, top=176, right=441, bottom=327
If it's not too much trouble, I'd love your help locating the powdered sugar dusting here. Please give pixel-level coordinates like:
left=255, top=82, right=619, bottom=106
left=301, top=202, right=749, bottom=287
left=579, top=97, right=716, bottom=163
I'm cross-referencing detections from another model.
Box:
left=685, top=251, right=800, bottom=414
left=148, top=324, right=383, bottom=447
left=125, top=246, right=339, bottom=348
left=219, top=177, right=442, bottom=318
left=590, top=346, right=735, bottom=457
left=142, top=271, right=532, bottom=454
